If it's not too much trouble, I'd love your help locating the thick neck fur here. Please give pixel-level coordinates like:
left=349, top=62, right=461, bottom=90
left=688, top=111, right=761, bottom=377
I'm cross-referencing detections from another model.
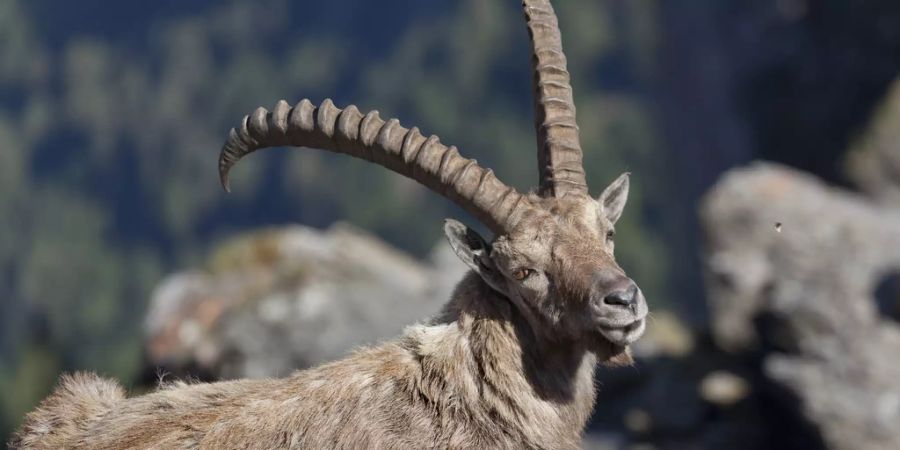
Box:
left=411, top=272, right=600, bottom=448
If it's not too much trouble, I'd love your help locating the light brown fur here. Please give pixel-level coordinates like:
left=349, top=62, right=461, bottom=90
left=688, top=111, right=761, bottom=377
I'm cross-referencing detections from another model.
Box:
left=12, top=271, right=630, bottom=450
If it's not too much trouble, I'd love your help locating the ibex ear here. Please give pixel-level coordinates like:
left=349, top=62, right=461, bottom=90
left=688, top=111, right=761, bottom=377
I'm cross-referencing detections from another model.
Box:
left=443, top=219, right=507, bottom=293
left=597, top=172, right=630, bottom=224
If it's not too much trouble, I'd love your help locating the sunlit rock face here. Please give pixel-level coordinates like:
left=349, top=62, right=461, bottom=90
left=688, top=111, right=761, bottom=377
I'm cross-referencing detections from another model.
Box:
left=846, top=79, right=900, bottom=210
left=701, top=162, right=900, bottom=450
left=144, top=222, right=465, bottom=379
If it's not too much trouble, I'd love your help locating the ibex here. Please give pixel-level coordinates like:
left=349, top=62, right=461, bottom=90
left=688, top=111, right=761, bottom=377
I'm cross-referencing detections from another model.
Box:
left=12, top=1, right=648, bottom=448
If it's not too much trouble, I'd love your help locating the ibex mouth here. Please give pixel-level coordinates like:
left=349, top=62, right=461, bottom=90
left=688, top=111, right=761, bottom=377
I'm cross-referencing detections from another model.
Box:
left=598, top=318, right=646, bottom=346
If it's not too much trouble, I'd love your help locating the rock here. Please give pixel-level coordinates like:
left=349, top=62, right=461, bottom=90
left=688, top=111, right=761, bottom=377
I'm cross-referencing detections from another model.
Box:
left=623, top=408, right=653, bottom=433
left=144, top=222, right=466, bottom=379
left=699, top=370, right=750, bottom=407
left=846, top=78, right=900, bottom=208
left=700, top=162, right=900, bottom=450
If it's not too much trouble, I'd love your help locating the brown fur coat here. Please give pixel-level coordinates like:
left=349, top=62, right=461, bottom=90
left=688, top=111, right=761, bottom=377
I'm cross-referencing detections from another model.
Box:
left=12, top=274, right=629, bottom=449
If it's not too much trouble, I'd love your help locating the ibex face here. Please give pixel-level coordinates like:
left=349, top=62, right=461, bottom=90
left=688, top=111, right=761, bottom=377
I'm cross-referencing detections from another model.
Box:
left=444, top=174, right=646, bottom=351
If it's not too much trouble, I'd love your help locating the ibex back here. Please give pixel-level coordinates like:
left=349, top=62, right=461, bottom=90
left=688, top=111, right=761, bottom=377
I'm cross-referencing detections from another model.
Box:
left=12, top=1, right=648, bottom=449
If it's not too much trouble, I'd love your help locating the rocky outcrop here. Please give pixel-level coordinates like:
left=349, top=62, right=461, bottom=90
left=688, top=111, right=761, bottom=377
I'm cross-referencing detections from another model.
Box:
left=144, top=222, right=466, bottom=379
left=700, top=162, right=900, bottom=450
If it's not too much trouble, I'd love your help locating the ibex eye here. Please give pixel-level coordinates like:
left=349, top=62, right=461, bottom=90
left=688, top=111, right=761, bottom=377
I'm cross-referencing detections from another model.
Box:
left=606, top=230, right=615, bottom=241
left=513, top=268, right=533, bottom=281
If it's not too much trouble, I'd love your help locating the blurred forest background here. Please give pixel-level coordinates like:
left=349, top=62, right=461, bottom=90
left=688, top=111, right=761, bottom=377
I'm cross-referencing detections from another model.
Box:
left=3, top=0, right=900, bottom=446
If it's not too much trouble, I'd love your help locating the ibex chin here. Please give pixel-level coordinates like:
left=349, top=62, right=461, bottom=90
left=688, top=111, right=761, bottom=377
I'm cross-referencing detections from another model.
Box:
left=12, top=1, right=648, bottom=448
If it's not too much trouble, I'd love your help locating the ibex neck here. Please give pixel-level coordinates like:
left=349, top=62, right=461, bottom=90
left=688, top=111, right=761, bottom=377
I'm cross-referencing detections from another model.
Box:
left=435, top=273, right=598, bottom=445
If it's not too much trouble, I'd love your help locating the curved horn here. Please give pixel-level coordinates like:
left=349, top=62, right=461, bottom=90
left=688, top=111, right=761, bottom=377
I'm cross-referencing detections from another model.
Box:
left=219, top=99, right=532, bottom=234
left=523, top=0, right=588, bottom=197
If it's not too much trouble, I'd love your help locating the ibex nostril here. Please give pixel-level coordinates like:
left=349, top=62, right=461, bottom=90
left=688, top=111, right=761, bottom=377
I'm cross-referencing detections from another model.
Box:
left=603, top=285, right=637, bottom=308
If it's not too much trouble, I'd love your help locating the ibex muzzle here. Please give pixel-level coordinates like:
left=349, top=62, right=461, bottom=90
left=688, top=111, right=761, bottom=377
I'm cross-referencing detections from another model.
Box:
left=590, top=268, right=647, bottom=345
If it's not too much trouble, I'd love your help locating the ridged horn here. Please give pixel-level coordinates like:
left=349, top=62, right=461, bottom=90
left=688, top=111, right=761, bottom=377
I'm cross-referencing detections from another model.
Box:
left=523, top=0, right=589, bottom=197
left=219, top=99, right=532, bottom=234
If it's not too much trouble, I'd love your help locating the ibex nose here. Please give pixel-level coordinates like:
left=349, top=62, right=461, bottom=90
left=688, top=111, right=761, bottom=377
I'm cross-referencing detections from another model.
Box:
left=591, top=270, right=639, bottom=312
left=603, top=284, right=638, bottom=308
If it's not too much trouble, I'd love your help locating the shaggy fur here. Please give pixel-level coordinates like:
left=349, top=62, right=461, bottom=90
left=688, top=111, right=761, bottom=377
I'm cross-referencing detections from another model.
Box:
left=12, top=274, right=631, bottom=450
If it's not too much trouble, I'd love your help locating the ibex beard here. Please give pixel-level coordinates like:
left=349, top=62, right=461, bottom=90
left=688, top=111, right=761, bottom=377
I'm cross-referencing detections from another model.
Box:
left=11, top=0, right=648, bottom=448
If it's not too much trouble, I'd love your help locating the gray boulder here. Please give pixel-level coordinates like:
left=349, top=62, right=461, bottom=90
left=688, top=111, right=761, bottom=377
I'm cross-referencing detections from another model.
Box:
left=701, top=162, right=900, bottom=450
left=144, top=222, right=466, bottom=379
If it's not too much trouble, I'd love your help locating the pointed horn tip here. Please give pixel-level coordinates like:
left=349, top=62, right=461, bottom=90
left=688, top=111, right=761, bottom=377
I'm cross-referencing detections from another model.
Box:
left=218, top=164, right=233, bottom=193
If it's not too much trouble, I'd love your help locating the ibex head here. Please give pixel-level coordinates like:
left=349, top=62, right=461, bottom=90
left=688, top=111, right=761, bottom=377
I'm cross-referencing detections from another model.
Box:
left=444, top=172, right=645, bottom=350
left=218, top=0, right=646, bottom=354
